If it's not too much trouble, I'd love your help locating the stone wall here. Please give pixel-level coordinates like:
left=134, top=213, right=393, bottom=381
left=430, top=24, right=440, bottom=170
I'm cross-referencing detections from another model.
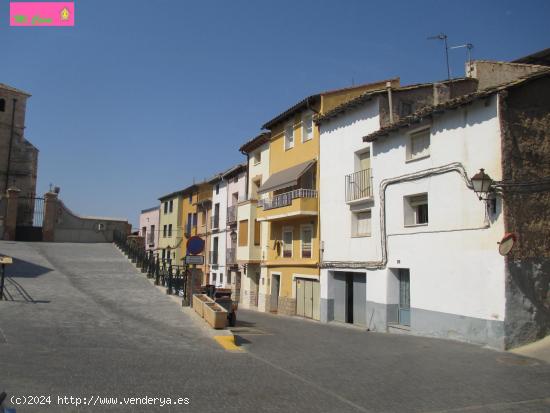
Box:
left=277, top=296, right=296, bottom=316
left=499, top=76, right=550, bottom=348
left=53, top=198, right=130, bottom=243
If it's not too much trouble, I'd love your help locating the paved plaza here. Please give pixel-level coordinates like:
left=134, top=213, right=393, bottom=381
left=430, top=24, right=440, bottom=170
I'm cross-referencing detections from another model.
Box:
left=0, top=241, right=549, bottom=412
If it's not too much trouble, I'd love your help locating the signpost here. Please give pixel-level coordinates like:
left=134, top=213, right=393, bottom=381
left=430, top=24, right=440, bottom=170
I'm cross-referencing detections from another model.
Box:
left=184, top=236, right=205, bottom=307
left=0, top=256, right=13, bottom=301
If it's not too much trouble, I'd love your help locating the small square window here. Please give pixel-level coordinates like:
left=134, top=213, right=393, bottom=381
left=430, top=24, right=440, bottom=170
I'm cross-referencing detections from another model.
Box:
left=284, top=123, right=294, bottom=150
left=252, top=151, right=261, bottom=165
left=352, top=210, right=371, bottom=237
left=407, top=129, right=430, bottom=161
left=302, top=114, right=313, bottom=142
left=404, top=194, right=428, bottom=226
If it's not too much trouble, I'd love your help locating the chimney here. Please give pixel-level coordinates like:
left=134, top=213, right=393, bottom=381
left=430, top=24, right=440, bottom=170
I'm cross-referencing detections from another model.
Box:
left=386, top=81, right=394, bottom=123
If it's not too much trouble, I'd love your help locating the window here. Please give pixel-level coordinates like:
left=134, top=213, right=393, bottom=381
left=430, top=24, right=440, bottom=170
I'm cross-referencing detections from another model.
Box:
left=227, top=272, right=232, bottom=284
left=254, top=220, right=261, bottom=246
left=284, top=123, right=294, bottom=150
left=215, top=183, right=220, bottom=195
left=238, top=220, right=248, bottom=246
left=189, top=193, right=193, bottom=203
left=142, top=226, right=146, bottom=237
left=357, top=150, right=370, bottom=172
left=301, top=225, right=312, bottom=258
left=0, top=98, right=5, bottom=112
left=251, top=178, right=260, bottom=200
left=282, top=228, right=293, bottom=258
left=352, top=210, right=371, bottom=237
left=212, top=273, right=217, bottom=283
left=150, top=225, right=155, bottom=239
left=163, top=225, right=167, bottom=238
left=404, top=194, right=428, bottom=226
left=220, top=274, right=224, bottom=284
left=169, top=200, right=173, bottom=213
left=162, top=249, right=166, bottom=260
left=302, top=113, right=313, bottom=142
left=252, top=150, right=261, bottom=165
left=192, top=213, right=197, bottom=227
left=168, top=224, right=172, bottom=237
left=163, top=202, right=168, bottom=214
left=407, top=129, right=430, bottom=161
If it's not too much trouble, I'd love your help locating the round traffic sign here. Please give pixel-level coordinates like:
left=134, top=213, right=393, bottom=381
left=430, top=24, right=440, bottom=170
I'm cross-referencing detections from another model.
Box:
left=187, top=236, right=205, bottom=255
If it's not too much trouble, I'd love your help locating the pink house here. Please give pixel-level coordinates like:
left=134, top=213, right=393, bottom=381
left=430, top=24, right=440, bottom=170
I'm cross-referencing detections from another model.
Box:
left=139, top=206, right=159, bottom=252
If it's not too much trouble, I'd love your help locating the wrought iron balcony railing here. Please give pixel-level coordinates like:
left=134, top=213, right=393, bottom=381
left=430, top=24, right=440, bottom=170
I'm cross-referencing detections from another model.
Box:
left=345, top=168, right=373, bottom=202
left=262, top=188, right=318, bottom=211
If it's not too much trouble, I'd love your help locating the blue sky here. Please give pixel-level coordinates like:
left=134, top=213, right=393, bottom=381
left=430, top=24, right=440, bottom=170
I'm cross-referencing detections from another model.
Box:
left=3, top=0, right=549, bottom=226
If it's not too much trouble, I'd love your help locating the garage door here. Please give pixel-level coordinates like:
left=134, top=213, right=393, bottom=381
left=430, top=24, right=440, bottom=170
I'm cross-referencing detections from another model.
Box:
left=296, top=278, right=320, bottom=320
left=332, top=272, right=366, bottom=326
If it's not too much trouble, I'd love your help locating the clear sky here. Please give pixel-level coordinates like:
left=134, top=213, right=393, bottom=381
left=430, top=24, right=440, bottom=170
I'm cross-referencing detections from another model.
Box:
left=3, top=0, right=549, bottom=226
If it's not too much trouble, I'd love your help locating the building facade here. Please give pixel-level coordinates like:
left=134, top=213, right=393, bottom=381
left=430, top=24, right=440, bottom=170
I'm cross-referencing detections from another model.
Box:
left=139, top=206, right=159, bottom=253
left=256, top=81, right=396, bottom=319
left=238, top=133, right=271, bottom=310
left=317, top=65, right=550, bottom=349
left=0, top=83, right=38, bottom=227
left=158, top=190, right=185, bottom=264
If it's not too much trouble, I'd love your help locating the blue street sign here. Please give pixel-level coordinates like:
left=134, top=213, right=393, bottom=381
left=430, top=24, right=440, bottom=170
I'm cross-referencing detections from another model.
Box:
left=187, top=236, right=205, bottom=255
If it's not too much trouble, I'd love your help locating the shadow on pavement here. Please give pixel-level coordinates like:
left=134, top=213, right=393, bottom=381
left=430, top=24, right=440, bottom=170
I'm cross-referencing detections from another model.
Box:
left=6, top=257, right=53, bottom=278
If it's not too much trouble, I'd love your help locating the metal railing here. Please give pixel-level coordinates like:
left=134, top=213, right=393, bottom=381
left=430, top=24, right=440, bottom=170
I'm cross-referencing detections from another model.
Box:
left=301, top=245, right=312, bottom=258
left=209, top=250, right=218, bottom=265
left=226, top=248, right=236, bottom=265
left=226, top=205, right=237, bottom=225
left=262, top=188, right=318, bottom=211
left=211, top=215, right=220, bottom=229
left=112, top=231, right=188, bottom=298
left=345, top=169, right=373, bottom=202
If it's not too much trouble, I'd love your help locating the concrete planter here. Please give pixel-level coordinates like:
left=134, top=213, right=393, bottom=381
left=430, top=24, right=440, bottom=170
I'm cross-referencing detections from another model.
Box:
left=193, top=294, right=212, bottom=318
left=203, top=302, right=228, bottom=329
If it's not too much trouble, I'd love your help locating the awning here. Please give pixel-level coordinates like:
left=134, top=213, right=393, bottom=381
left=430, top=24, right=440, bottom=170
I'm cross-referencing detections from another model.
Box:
left=258, top=160, right=315, bottom=194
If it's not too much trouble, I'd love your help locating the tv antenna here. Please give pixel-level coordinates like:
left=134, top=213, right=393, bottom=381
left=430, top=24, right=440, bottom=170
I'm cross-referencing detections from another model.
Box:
left=450, top=43, right=474, bottom=75
left=428, top=33, right=451, bottom=81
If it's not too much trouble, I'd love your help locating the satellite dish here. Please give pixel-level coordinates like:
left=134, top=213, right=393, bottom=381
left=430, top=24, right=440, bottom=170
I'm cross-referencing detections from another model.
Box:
left=498, top=233, right=516, bottom=256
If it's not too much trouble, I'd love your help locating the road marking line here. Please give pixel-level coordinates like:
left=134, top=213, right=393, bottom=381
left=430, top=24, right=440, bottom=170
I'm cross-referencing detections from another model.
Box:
left=214, top=335, right=244, bottom=352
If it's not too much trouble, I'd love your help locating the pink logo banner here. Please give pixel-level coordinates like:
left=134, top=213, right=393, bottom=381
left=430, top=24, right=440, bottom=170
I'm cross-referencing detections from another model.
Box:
left=10, top=2, right=75, bottom=26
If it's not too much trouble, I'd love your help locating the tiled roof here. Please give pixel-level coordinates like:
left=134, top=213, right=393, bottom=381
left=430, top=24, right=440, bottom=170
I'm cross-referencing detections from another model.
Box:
left=239, top=132, right=271, bottom=153
left=261, top=79, right=399, bottom=129
left=363, top=68, right=550, bottom=143
left=316, top=78, right=471, bottom=125
left=0, top=83, right=31, bottom=96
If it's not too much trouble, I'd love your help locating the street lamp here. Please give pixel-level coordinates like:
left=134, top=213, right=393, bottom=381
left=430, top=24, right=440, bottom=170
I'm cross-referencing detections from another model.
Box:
left=471, top=168, right=493, bottom=200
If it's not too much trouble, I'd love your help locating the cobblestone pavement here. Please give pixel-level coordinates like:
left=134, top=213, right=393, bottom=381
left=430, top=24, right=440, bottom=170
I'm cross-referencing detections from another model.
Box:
left=0, top=241, right=549, bottom=412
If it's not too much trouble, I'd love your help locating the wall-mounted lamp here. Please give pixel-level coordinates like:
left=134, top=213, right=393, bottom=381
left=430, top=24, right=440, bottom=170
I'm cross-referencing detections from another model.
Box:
left=471, top=168, right=494, bottom=200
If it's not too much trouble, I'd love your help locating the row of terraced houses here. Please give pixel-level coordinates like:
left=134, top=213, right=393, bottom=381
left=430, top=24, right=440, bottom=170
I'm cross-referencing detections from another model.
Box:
left=139, top=49, right=550, bottom=350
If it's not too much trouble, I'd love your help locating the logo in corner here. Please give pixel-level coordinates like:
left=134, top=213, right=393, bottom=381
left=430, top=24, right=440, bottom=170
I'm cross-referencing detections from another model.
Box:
left=60, top=7, right=70, bottom=22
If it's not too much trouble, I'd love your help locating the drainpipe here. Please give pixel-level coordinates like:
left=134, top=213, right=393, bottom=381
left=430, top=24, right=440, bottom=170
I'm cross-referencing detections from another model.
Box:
left=4, top=99, right=17, bottom=193
left=386, top=82, right=394, bottom=124
left=240, top=150, right=250, bottom=201
left=364, top=162, right=483, bottom=270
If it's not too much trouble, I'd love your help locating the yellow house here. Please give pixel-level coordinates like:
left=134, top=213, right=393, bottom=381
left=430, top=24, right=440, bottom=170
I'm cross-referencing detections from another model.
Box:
left=258, top=80, right=397, bottom=320
left=158, top=190, right=185, bottom=263
left=178, top=181, right=213, bottom=285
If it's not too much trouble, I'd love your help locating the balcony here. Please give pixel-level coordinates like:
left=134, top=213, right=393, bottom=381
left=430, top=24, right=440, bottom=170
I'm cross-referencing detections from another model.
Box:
left=227, top=205, right=237, bottom=225
left=211, top=215, right=220, bottom=230
left=209, top=250, right=218, bottom=265
left=345, top=169, right=373, bottom=203
left=257, top=188, right=318, bottom=222
left=226, top=248, right=237, bottom=265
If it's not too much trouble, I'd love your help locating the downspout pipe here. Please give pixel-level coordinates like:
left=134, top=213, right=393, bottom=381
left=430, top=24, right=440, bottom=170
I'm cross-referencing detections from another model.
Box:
left=5, top=98, right=17, bottom=193
left=365, top=162, right=477, bottom=270
left=240, top=150, right=250, bottom=201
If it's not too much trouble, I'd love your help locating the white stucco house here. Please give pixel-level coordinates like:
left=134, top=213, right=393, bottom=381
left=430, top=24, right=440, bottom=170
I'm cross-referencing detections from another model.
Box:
left=317, top=65, right=550, bottom=349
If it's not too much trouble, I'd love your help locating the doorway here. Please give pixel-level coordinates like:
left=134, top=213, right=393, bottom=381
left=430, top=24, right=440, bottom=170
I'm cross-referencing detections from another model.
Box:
left=398, top=269, right=410, bottom=326
left=333, top=272, right=366, bottom=326
left=270, top=274, right=280, bottom=313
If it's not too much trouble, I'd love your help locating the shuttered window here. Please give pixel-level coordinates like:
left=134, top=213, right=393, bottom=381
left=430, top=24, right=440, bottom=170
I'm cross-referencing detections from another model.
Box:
left=238, top=220, right=248, bottom=246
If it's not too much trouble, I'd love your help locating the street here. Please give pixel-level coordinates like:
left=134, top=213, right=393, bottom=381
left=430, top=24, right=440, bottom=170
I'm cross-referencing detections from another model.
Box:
left=0, top=241, right=549, bottom=412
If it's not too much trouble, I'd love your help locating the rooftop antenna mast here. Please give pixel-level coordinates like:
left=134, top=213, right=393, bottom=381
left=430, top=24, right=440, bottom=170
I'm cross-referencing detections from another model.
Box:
left=428, top=33, right=451, bottom=81
left=449, top=43, right=474, bottom=76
